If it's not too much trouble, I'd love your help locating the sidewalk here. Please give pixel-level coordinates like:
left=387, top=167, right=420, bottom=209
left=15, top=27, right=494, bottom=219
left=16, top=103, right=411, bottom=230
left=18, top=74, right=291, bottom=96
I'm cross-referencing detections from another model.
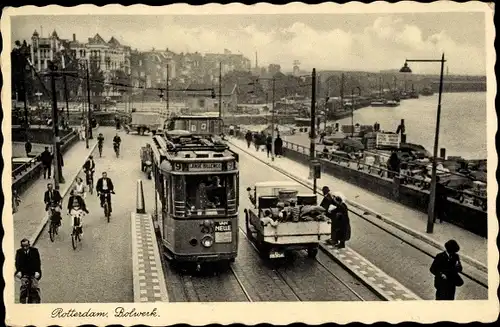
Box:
left=229, top=137, right=487, bottom=267
left=12, top=134, right=99, bottom=246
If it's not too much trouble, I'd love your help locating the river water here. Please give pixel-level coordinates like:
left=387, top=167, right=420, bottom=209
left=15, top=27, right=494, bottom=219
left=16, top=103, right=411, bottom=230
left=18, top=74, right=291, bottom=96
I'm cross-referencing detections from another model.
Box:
left=333, top=92, right=487, bottom=160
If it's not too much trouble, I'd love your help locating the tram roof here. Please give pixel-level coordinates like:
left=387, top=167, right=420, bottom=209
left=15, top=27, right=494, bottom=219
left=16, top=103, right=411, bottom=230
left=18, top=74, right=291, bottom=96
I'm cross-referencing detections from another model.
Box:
left=152, top=134, right=238, bottom=162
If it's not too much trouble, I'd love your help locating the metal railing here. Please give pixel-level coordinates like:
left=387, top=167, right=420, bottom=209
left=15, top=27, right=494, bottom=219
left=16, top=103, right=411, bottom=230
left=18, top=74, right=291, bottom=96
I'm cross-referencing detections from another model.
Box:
left=233, top=127, right=486, bottom=212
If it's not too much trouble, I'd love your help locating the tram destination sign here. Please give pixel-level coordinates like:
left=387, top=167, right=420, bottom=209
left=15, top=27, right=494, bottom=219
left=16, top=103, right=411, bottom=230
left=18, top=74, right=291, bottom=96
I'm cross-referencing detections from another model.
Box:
left=188, top=162, right=223, bottom=171
left=214, top=221, right=232, bottom=243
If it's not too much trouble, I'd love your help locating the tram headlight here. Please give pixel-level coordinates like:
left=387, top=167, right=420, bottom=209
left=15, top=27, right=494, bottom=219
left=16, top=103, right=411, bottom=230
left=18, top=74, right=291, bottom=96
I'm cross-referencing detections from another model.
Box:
left=201, top=235, right=214, bottom=248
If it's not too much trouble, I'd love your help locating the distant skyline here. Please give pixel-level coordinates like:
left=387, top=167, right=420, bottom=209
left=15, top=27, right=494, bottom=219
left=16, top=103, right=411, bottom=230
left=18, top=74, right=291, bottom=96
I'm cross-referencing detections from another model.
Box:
left=11, top=13, right=487, bottom=75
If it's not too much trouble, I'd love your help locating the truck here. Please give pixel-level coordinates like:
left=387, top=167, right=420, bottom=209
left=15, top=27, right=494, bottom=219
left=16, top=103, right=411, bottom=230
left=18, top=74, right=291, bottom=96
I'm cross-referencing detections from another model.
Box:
left=244, top=181, right=331, bottom=259
left=126, top=112, right=164, bottom=135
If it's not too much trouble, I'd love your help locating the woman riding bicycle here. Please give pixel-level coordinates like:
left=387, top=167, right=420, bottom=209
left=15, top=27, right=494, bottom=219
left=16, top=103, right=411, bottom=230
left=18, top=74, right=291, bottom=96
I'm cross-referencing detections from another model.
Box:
left=67, top=190, right=89, bottom=236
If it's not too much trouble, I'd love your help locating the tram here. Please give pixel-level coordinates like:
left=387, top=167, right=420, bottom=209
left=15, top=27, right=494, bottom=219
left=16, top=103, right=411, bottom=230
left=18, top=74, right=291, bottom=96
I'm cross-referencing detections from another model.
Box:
left=150, top=116, right=239, bottom=264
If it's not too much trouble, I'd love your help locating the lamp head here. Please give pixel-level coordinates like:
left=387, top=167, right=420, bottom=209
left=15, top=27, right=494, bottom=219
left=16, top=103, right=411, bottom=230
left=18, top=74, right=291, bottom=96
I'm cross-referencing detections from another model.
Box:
left=399, top=61, right=412, bottom=73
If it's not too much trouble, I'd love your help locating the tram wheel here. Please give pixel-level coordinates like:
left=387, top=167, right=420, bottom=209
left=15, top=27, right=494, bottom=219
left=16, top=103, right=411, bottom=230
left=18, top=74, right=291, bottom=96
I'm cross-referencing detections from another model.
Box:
left=307, top=247, right=318, bottom=258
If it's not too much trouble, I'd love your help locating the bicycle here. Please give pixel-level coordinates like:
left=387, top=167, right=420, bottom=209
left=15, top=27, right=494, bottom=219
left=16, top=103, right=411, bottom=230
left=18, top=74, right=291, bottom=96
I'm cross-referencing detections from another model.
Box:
left=48, top=206, right=61, bottom=242
left=17, top=275, right=41, bottom=304
left=85, top=169, right=94, bottom=195
left=113, top=143, right=120, bottom=158
left=99, top=191, right=115, bottom=223
left=98, top=143, right=103, bottom=157
left=70, top=212, right=84, bottom=250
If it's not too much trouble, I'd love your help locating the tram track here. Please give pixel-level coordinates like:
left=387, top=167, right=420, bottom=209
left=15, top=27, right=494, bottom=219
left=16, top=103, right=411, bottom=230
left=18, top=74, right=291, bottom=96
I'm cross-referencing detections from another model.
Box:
left=238, top=226, right=376, bottom=301
left=231, top=140, right=488, bottom=299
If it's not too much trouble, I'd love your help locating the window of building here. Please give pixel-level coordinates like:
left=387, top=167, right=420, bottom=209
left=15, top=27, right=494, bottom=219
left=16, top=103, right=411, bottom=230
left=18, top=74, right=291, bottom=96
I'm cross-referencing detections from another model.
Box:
left=198, top=99, right=205, bottom=108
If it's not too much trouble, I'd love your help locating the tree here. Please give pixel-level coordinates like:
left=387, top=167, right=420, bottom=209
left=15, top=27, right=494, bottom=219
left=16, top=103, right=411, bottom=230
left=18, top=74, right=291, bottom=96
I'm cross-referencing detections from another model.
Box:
left=111, top=69, right=131, bottom=95
left=89, top=60, right=105, bottom=97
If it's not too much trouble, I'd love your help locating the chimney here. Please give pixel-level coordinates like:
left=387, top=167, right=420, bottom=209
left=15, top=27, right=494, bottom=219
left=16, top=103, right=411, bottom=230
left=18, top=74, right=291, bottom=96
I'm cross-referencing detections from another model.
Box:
left=73, top=34, right=76, bottom=42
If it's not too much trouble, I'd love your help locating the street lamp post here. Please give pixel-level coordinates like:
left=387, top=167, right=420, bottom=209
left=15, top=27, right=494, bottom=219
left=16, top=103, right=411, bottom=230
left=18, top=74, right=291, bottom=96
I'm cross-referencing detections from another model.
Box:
left=351, top=86, right=361, bottom=137
left=400, top=53, right=446, bottom=234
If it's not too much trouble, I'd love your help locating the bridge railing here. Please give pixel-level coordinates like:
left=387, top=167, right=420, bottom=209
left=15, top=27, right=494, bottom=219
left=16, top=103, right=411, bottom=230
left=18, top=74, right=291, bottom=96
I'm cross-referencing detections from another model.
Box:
left=234, top=127, right=486, bottom=212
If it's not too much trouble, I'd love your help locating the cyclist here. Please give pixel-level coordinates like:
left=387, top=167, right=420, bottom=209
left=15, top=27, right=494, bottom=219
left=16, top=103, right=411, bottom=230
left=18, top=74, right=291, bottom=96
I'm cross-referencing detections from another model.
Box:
left=15, top=238, right=42, bottom=303
left=113, top=133, right=121, bottom=156
left=68, top=190, right=88, bottom=237
left=73, top=177, right=87, bottom=200
left=83, top=155, right=96, bottom=187
left=96, top=172, right=115, bottom=216
left=44, top=183, right=62, bottom=212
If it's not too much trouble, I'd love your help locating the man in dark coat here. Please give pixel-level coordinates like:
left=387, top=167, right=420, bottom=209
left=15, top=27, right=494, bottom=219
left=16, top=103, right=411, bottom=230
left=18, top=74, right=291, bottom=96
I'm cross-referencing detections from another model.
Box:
left=430, top=239, right=463, bottom=300
left=40, top=147, right=53, bottom=179
left=44, top=183, right=62, bottom=211
left=274, top=134, right=283, bottom=157
left=25, top=140, right=32, bottom=157
left=434, top=176, right=448, bottom=223
left=388, top=151, right=400, bottom=179
left=15, top=238, right=42, bottom=303
left=320, top=186, right=340, bottom=245
left=266, top=134, right=273, bottom=157
left=96, top=172, right=115, bottom=214
left=245, top=130, right=253, bottom=148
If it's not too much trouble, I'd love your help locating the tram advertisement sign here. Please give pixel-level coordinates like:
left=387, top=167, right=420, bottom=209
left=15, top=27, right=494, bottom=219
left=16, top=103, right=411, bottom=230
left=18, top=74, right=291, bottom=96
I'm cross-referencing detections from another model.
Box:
left=188, top=162, right=223, bottom=171
left=214, top=221, right=232, bottom=243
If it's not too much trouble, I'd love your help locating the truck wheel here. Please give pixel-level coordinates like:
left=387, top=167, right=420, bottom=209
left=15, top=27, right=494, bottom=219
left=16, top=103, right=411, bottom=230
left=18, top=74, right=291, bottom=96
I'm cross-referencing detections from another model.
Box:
left=307, top=247, right=318, bottom=258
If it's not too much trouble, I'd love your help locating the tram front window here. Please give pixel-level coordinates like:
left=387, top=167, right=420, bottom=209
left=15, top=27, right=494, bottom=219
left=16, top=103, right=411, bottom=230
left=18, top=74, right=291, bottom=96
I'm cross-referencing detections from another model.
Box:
left=185, top=175, right=233, bottom=215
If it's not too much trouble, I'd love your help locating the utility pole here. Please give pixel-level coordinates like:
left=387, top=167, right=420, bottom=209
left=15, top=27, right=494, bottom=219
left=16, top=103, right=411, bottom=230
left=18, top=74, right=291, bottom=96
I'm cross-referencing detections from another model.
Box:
left=340, top=73, right=344, bottom=110
left=219, top=62, right=222, bottom=118
left=85, top=61, right=92, bottom=145
left=49, top=61, right=64, bottom=189
left=61, top=51, right=70, bottom=128
left=166, top=63, right=170, bottom=117
left=310, top=68, right=317, bottom=192
left=271, top=77, right=276, bottom=161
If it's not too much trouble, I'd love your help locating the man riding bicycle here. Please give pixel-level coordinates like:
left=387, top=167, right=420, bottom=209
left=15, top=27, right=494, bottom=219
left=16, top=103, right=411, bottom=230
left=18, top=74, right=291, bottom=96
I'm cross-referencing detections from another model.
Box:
left=43, top=183, right=62, bottom=228
left=97, top=133, right=104, bottom=156
left=83, top=156, right=96, bottom=187
left=96, top=172, right=115, bottom=216
left=15, top=239, right=42, bottom=303
left=113, top=133, right=121, bottom=156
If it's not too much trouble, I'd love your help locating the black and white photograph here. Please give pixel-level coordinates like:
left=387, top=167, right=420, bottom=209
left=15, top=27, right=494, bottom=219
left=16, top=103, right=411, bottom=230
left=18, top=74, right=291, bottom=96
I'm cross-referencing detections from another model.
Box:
left=2, top=2, right=497, bottom=326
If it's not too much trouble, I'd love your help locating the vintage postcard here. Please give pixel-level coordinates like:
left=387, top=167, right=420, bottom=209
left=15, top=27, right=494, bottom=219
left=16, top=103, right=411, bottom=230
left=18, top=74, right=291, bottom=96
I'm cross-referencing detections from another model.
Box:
left=2, top=2, right=497, bottom=326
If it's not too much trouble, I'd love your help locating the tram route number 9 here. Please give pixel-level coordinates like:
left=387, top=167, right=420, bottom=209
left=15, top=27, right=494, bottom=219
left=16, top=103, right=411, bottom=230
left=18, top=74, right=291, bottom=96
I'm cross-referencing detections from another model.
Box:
left=214, top=221, right=232, bottom=243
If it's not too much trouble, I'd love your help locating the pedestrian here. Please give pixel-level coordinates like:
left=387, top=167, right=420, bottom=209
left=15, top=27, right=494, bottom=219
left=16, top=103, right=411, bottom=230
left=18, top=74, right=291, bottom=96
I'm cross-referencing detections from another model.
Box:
left=266, top=134, right=273, bottom=157
left=15, top=238, right=42, bottom=303
left=319, top=131, right=326, bottom=143
left=40, top=147, right=53, bottom=179
left=274, top=133, right=283, bottom=157
left=388, top=151, right=400, bottom=179
left=330, top=192, right=351, bottom=249
left=245, top=130, right=253, bottom=148
left=57, top=150, right=64, bottom=168
left=320, top=186, right=338, bottom=245
left=430, top=239, right=464, bottom=300
left=434, top=176, right=448, bottom=223
left=25, top=140, right=32, bottom=157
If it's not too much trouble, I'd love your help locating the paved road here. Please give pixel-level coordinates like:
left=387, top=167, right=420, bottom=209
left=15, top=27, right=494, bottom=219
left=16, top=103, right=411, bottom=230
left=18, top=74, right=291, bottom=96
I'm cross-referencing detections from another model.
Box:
left=232, top=144, right=488, bottom=300
left=15, top=128, right=151, bottom=303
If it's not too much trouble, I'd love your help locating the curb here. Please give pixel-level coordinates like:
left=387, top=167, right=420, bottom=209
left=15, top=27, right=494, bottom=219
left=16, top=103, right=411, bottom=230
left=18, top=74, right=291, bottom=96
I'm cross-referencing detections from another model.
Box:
left=131, top=212, right=169, bottom=302
left=345, top=200, right=488, bottom=274
left=30, top=142, right=98, bottom=245
left=319, top=244, right=422, bottom=301
left=228, top=138, right=487, bottom=274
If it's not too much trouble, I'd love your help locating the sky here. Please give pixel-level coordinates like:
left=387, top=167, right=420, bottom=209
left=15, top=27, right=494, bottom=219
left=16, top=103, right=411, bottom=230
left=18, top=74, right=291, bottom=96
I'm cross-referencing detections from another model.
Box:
left=11, top=12, right=487, bottom=75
